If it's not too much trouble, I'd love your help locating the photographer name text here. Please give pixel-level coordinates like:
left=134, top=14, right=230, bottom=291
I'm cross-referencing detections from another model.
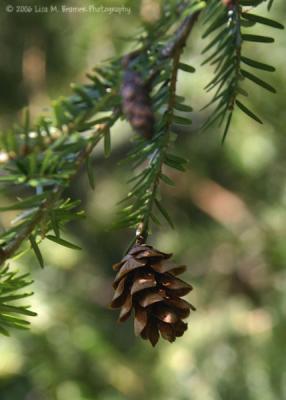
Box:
left=5, top=4, right=131, bottom=15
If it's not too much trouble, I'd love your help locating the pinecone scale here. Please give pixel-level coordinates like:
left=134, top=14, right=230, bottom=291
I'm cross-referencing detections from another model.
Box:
left=111, top=244, right=195, bottom=346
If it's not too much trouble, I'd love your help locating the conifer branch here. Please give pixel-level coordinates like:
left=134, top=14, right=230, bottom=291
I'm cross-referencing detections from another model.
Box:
left=201, top=0, right=283, bottom=140
left=0, top=1, right=201, bottom=271
left=0, top=266, right=36, bottom=336
left=139, top=31, right=196, bottom=241
left=0, top=110, right=119, bottom=267
left=117, top=3, right=204, bottom=242
left=0, top=0, right=282, bottom=337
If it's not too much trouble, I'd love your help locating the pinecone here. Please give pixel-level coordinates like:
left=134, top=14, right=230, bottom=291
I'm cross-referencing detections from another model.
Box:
left=111, top=243, right=195, bottom=346
left=121, top=60, right=154, bottom=139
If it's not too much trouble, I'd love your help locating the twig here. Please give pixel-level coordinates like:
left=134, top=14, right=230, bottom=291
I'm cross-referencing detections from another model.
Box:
left=161, top=11, right=201, bottom=58
left=137, top=8, right=203, bottom=241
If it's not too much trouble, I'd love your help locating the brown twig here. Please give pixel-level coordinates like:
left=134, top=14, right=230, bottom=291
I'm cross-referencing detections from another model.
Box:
left=161, top=11, right=201, bottom=58
left=138, top=8, right=203, bottom=241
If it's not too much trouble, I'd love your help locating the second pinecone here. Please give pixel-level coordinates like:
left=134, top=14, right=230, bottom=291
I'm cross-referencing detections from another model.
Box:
left=121, top=61, right=154, bottom=139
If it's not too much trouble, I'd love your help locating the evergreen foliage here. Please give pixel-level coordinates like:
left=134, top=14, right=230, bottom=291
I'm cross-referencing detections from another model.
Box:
left=0, top=0, right=283, bottom=335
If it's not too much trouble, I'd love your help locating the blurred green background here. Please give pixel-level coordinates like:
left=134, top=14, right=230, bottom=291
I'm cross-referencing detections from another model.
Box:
left=0, top=0, right=286, bottom=399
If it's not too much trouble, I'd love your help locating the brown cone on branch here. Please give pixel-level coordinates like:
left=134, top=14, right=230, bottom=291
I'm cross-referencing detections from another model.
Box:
left=121, top=55, right=155, bottom=139
left=111, top=243, right=195, bottom=346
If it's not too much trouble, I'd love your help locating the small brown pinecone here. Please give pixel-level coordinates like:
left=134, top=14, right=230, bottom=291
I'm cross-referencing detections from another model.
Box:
left=121, top=65, right=154, bottom=139
left=111, top=243, right=195, bottom=346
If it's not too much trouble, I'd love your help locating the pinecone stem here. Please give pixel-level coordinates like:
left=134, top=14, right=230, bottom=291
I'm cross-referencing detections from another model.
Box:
left=135, top=222, right=148, bottom=245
